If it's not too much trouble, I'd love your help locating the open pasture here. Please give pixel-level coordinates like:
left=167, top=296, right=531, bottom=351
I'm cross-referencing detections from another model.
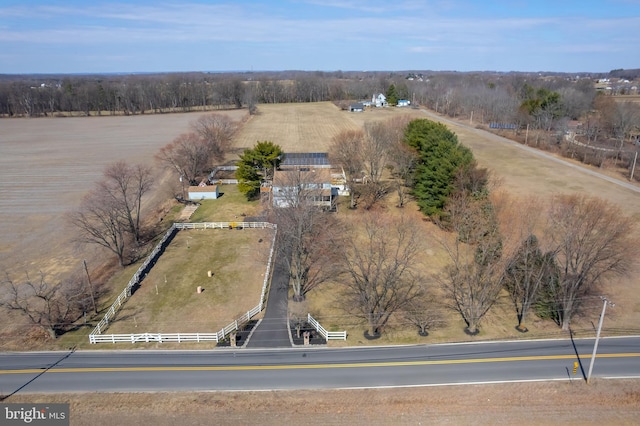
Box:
left=104, top=226, right=274, bottom=335
left=233, top=102, right=422, bottom=153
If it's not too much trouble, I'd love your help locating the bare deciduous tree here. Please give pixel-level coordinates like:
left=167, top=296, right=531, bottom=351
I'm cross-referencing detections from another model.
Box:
left=287, top=299, right=309, bottom=339
left=438, top=193, right=505, bottom=334
left=156, top=132, right=208, bottom=186
left=401, top=291, right=444, bottom=336
left=362, top=121, right=388, bottom=184
left=0, top=272, right=89, bottom=339
left=71, top=186, right=128, bottom=267
left=357, top=181, right=390, bottom=210
left=504, top=234, right=557, bottom=331
left=612, top=102, right=640, bottom=159
left=495, top=195, right=555, bottom=331
left=339, top=212, right=424, bottom=337
left=388, top=137, right=417, bottom=208
left=101, top=161, right=153, bottom=244
left=271, top=169, right=343, bottom=301
left=329, top=129, right=365, bottom=209
left=190, top=113, right=238, bottom=162
left=363, top=119, right=403, bottom=184
left=546, top=194, right=636, bottom=330
left=156, top=113, right=237, bottom=187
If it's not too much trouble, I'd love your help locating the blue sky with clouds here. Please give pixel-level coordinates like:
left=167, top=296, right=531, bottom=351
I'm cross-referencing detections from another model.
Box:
left=1, top=0, right=638, bottom=74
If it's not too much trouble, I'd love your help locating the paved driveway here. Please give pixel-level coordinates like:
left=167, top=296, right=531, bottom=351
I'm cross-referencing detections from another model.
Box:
left=245, top=245, right=292, bottom=348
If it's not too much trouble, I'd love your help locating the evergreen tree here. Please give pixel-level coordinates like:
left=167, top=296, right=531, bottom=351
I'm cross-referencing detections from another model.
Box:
left=236, top=141, right=283, bottom=199
left=519, top=84, right=563, bottom=130
left=236, top=162, right=262, bottom=199
left=239, top=140, right=283, bottom=179
left=404, top=119, right=474, bottom=217
left=385, top=84, right=398, bottom=106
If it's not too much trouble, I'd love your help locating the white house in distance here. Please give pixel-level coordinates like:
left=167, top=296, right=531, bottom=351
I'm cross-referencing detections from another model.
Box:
left=372, top=93, right=387, bottom=107
left=188, top=184, right=219, bottom=200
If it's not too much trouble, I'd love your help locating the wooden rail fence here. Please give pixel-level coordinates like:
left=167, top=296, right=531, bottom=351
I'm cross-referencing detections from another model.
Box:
left=89, top=222, right=276, bottom=344
left=307, top=313, right=347, bottom=340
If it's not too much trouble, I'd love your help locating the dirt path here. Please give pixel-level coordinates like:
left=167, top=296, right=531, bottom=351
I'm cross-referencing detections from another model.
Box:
left=176, top=204, right=199, bottom=221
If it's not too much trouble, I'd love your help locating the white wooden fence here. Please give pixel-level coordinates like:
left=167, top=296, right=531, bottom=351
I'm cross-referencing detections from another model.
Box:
left=210, top=179, right=238, bottom=184
left=89, top=333, right=220, bottom=344
left=307, top=313, right=347, bottom=340
left=208, top=165, right=238, bottom=185
left=90, top=224, right=179, bottom=337
left=176, top=222, right=272, bottom=230
left=89, top=222, right=277, bottom=344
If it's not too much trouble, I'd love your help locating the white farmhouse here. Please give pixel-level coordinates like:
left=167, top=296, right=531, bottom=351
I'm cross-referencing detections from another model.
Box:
left=372, top=93, right=387, bottom=107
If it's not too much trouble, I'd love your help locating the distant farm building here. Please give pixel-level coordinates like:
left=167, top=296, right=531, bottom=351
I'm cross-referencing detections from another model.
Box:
left=372, top=93, right=387, bottom=107
left=349, top=102, right=364, bottom=112
left=397, top=99, right=410, bottom=107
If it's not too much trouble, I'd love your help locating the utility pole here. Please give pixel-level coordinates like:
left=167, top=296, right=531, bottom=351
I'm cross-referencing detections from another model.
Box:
left=83, top=259, right=97, bottom=314
left=587, top=297, right=614, bottom=384
left=180, top=175, right=186, bottom=200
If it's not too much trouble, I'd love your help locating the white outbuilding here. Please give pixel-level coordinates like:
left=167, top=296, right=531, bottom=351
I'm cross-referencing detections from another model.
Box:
left=188, top=185, right=219, bottom=200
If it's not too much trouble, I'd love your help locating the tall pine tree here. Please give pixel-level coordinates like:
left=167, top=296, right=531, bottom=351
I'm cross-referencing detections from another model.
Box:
left=236, top=141, right=283, bottom=199
left=404, top=119, right=474, bottom=217
left=385, top=84, right=398, bottom=106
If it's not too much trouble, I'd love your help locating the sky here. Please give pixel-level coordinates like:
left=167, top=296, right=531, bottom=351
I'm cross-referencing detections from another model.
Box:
left=0, top=0, right=638, bottom=74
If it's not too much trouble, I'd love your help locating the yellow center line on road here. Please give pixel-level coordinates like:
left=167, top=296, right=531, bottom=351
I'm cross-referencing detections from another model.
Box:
left=1, top=353, right=639, bottom=375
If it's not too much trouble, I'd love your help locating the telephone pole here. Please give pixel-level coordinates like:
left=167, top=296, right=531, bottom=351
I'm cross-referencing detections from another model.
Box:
left=587, top=297, right=614, bottom=384
left=83, top=259, right=98, bottom=314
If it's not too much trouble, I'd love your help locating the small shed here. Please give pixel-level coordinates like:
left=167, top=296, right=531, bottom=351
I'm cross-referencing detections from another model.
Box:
left=188, top=185, right=219, bottom=200
left=397, top=99, right=410, bottom=107
left=349, top=102, right=364, bottom=112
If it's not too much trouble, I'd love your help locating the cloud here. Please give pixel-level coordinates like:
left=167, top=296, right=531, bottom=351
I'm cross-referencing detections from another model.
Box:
left=0, top=1, right=638, bottom=73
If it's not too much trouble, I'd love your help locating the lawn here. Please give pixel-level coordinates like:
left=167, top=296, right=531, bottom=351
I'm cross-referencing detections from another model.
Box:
left=88, top=185, right=271, bottom=338
left=105, top=226, right=273, bottom=335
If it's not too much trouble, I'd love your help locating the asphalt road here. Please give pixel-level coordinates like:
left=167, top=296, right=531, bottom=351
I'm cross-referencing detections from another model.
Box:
left=1, top=336, right=639, bottom=395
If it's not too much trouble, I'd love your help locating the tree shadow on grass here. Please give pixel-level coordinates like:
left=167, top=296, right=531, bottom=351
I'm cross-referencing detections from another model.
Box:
left=364, top=330, right=381, bottom=340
